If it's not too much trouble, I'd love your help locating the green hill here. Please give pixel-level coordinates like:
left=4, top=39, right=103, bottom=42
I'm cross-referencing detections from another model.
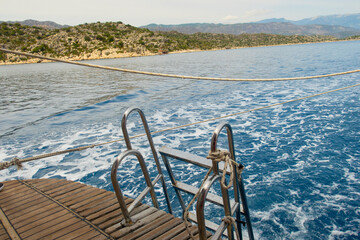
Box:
left=0, top=21, right=353, bottom=64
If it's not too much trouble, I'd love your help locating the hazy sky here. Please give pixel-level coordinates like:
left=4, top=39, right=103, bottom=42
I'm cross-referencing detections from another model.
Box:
left=1, top=0, right=359, bottom=26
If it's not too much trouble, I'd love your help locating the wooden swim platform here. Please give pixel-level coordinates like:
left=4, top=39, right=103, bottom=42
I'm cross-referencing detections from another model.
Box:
left=0, top=179, right=210, bottom=240
left=0, top=118, right=255, bottom=240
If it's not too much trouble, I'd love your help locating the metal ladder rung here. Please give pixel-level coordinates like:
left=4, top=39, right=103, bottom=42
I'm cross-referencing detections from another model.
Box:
left=188, top=212, right=228, bottom=236
left=188, top=212, right=244, bottom=239
left=189, top=203, right=245, bottom=240
left=128, top=174, right=162, bottom=213
left=159, top=146, right=231, bottom=175
left=175, top=182, right=244, bottom=214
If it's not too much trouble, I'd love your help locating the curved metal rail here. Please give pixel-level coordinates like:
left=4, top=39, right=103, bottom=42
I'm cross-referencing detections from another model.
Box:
left=197, top=122, right=254, bottom=240
left=121, top=107, right=172, bottom=214
left=111, top=149, right=160, bottom=225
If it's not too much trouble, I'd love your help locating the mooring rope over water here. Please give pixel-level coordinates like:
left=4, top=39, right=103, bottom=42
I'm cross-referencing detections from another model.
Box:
left=1, top=48, right=360, bottom=82
left=1, top=82, right=359, bottom=170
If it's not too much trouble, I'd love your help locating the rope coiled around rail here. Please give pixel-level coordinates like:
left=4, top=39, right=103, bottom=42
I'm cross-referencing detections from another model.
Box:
left=1, top=48, right=360, bottom=82
left=206, top=149, right=242, bottom=189
left=183, top=149, right=243, bottom=239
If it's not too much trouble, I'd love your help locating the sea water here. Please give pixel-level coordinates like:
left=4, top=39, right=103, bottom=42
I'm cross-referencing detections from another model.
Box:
left=0, top=41, right=359, bottom=239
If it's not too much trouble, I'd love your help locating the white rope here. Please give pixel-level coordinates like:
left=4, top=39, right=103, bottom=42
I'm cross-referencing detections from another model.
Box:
left=1, top=48, right=359, bottom=82
left=183, top=149, right=243, bottom=239
left=206, top=149, right=238, bottom=189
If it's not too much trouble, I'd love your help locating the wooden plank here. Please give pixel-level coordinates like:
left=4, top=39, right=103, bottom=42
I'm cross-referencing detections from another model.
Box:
left=26, top=218, right=82, bottom=239
left=154, top=221, right=192, bottom=240
left=0, top=233, right=11, bottom=240
left=92, top=208, right=125, bottom=225
left=53, top=185, right=90, bottom=201
left=7, top=197, right=52, bottom=221
left=76, top=192, right=115, bottom=213
left=22, top=180, right=114, bottom=240
left=0, top=180, right=112, bottom=240
left=124, top=214, right=173, bottom=239
left=80, top=198, right=119, bottom=217
left=0, top=186, right=33, bottom=201
left=172, top=225, right=199, bottom=240
left=38, top=220, right=94, bottom=240
left=102, top=204, right=149, bottom=233
left=54, top=224, right=98, bottom=240
left=1, top=179, right=209, bottom=240
left=0, top=223, right=7, bottom=236
left=110, top=208, right=164, bottom=239
left=0, top=190, right=44, bottom=211
left=4, top=194, right=50, bottom=215
left=83, top=235, right=106, bottom=240
left=23, top=178, right=60, bottom=186
left=137, top=217, right=183, bottom=240
left=10, top=201, right=61, bottom=225
left=85, top=198, right=132, bottom=222
left=22, top=213, right=81, bottom=239
left=29, top=179, right=70, bottom=192
left=7, top=198, right=55, bottom=221
left=126, top=213, right=175, bottom=240
left=52, top=185, right=99, bottom=204
left=45, top=182, right=85, bottom=197
left=60, top=187, right=105, bottom=206
left=15, top=209, right=69, bottom=232
left=70, top=191, right=110, bottom=211
left=0, top=207, right=21, bottom=240
left=0, top=180, right=18, bottom=187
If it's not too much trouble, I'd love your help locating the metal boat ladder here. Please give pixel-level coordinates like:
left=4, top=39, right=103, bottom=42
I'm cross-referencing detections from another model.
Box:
left=111, top=107, right=173, bottom=225
left=159, top=122, right=254, bottom=240
left=111, top=107, right=254, bottom=239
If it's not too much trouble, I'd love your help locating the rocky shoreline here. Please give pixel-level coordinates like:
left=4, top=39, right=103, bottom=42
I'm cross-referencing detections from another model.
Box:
left=0, top=49, right=157, bottom=65
left=3, top=21, right=352, bottom=66
left=1, top=40, right=354, bottom=66
left=0, top=48, right=216, bottom=66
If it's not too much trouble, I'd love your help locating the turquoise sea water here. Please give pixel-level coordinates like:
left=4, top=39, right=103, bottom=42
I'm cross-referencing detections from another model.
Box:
left=1, top=41, right=360, bottom=239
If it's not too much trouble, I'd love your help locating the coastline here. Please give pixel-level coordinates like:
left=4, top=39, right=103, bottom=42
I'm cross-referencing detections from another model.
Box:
left=0, top=39, right=357, bottom=66
left=0, top=47, right=217, bottom=66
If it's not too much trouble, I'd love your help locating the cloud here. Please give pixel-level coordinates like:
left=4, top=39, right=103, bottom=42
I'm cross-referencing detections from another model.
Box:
left=222, top=15, right=239, bottom=23
left=221, top=9, right=272, bottom=24
left=242, top=9, right=272, bottom=22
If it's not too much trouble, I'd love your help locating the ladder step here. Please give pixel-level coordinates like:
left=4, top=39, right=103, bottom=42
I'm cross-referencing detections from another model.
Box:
left=188, top=212, right=249, bottom=240
left=159, top=146, right=231, bottom=174
left=188, top=212, right=227, bottom=236
left=175, top=182, right=243, bottom=214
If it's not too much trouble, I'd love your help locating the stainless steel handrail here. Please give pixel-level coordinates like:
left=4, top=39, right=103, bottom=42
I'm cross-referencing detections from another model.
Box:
left=111, top=149, right=159, bottom=225
left=196, top=174, right=222, bottom=239
left=212, top=122, right=239, bottom=239
left=196, top=122, right=254, bottom=240
left=121, top=107, right=173, bottom=214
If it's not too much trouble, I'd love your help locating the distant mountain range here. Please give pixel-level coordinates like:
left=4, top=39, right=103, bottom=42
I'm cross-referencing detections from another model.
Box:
left=1, top=19, right=69, bottom=29
left=2, top=13, right=360, bottom=38
left=257, top=13, right=360, bottom=29
left=141, top=13, right=360, bottom=38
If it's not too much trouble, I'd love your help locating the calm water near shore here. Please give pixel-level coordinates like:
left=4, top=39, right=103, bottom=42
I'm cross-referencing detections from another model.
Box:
left=1, top=41, right=360, bottom=239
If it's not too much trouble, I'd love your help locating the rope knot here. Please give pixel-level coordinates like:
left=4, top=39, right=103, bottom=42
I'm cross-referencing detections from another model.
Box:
left=222, top=215, right=236, bottom=225
left=207, top=149, right=238, bottom=189
left=0, top=157, right=23, bottom=170
left=222, top=216, right=241, bottom=240
left=206, top=149, right=231, bottom=163
left=13, top=157, right=23, bottom=170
